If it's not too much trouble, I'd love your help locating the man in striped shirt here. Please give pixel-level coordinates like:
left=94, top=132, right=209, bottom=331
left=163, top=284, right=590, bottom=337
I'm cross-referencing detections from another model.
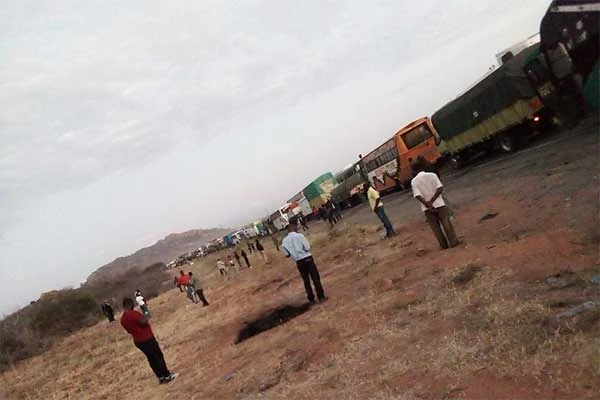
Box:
left=281, top=220, right=327, bottom=304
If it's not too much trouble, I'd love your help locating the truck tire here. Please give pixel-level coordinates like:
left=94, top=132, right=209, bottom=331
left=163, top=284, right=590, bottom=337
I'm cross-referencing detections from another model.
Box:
left=450, top=155, right=463, bottom=170
left=497, top=133, right=516, bottom=153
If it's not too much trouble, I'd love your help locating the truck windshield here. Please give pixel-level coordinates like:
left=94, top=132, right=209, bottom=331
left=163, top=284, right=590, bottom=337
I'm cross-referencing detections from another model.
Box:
left=401, top=124, right=433, bottom=149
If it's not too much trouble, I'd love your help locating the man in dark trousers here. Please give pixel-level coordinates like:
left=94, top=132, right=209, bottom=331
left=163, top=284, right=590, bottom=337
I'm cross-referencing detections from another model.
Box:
left=101, top=300, right=115, bottom=322
left=120, top=298, right=178, bottom=384
left=234, top=251, right=242, bottom=268
left=411, top=158, right=459, bottom=250
left=365, top=181, right=395, bottom=238
left=281, top=219, right=327, bottom=304
left=240, top=250, right=252, bottom=268
left=188, top=272, right=209, bottom=306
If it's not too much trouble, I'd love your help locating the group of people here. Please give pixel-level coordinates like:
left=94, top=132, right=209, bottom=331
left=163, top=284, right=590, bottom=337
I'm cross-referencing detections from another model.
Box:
left=316, top=199, right=342, bottom=228
left=117, top=155, right=459, bottom=386
left=365, top=155, right=459, bottom=249
left=216, top=238, right=271, bottom=278
left=175, top=270, right=210, bottom=306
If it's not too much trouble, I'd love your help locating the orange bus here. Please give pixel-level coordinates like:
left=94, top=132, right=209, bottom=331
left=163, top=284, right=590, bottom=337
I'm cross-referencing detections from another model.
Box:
left=360, top=117, right=441, bottom=193
left=393, top=117, right=442, bottom=185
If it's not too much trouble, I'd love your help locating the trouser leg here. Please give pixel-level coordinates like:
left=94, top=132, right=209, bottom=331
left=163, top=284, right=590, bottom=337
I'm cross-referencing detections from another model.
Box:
left=425, top=210, right=449, bottom=249
left=306, top=257, right=325, bottom=300
left=375, top=207, right=395, bottom=237
left=296, top=260, right=315, bottom=302
left=196, top=289, right=209, bottom=306
left=136, top=338, right=171, bottom=379
left=437, top=206, right=459, bottom=248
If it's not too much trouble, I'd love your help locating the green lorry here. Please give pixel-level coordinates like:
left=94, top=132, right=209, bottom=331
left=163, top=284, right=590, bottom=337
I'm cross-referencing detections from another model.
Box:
left=432, top=43, right=553, bottom=169
left=330, top=162, right=366, bottom=209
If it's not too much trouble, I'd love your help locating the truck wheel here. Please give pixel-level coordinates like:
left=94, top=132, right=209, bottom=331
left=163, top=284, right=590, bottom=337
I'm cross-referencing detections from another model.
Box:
left=450, top=155, right=462, bottom=170
left=497, top=134, right=516, bottom=153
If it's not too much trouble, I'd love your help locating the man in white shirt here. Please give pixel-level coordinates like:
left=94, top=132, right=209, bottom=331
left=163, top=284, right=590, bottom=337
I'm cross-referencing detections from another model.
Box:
left=411, top=159, right=459, bottom=249
left=364, top=181, right=395, bottom=238
left=281, top=220, right=327, bottom=304
left=135, top=290, right=151, bottom=317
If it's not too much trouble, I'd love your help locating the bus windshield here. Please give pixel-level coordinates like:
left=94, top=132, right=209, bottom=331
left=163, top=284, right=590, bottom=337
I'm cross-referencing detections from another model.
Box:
left=401, top=124, right=433, bottom=149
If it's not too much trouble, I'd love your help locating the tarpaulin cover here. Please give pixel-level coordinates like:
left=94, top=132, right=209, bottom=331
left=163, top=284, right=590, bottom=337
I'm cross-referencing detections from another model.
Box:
left=432, top=44, right=540, bottom=141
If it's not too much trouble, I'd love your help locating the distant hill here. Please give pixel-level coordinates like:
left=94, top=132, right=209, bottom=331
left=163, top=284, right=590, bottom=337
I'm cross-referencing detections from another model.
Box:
left=85, top=228, right=229, bottom=284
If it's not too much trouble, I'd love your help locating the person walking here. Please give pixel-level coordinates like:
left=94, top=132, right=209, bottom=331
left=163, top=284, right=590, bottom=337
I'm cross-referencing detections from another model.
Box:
left=135, top=290, right=151, bottom=317
left=101, top=300, right=115, bottom=322
left=120, top=298, right=178, bottom=384
left=298, top=214, right=309, bottom=231
left=255, top=238, right=268, bottom=263
left=411, top=158, right=459, bottom=250
left=247, top=243, right=253, bottom=254
left=240, top=250, right=252, bottom=268
left=281, top=219, right=327, bottom=304
left=234, top=251, right=242, bottom=268
left=173, top=276, right=183, bottom=292
left=227, top=255, right=238, bottom=272
left=177, top=270, right=190, bottom=293
left=364, top=181, right=395, bottom=238
left=271, top=234, right=280, bottom=251
left=216, top=258, right=228, bottom=278
left=187, top=272, right=209, bottom=306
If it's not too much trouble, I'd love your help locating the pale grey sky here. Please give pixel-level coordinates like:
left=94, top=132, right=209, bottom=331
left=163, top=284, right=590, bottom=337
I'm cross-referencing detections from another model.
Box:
left=0, top=0, right=550, bottom=314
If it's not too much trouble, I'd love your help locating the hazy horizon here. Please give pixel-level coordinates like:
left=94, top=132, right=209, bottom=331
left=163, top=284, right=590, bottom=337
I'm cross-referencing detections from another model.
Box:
left=0, top=0, right=551, bottom=315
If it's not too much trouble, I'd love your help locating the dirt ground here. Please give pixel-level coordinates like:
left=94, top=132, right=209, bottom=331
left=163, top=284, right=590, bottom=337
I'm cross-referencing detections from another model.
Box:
left=1, top=119, right=598, bottom=400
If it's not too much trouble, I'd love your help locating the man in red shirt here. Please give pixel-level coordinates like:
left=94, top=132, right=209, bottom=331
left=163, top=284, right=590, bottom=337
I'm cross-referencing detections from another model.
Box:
left=120, top=298, right=177, bottom=384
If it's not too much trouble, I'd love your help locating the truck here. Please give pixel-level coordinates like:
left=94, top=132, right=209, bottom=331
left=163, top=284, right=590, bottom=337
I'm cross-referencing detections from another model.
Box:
left=330, top=162, right=366, bottom=209
left=536, top=0, right=599, bottom=115
left=302, top=172, right=337, bottom=209
left=432, top=43, right=550, bottom=169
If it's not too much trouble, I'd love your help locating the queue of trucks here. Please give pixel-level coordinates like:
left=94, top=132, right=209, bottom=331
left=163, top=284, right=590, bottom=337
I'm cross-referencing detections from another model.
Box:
left=174, top=0, right=598, bottom=260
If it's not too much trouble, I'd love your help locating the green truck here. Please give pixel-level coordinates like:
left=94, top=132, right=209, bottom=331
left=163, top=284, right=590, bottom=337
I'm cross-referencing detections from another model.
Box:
left=330, top=162, right=366, bottom=209
left=302, top=172, right=337, bottom=209
left=432, top=43, right=552, bottom=169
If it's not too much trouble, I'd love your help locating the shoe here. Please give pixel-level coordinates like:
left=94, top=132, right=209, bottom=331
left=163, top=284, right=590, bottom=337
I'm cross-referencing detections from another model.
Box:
left=308, top=299, right=316, bottom=305
left=160, top=373, right=178, bottom=384
left=318, top=296, right=329, bottom=303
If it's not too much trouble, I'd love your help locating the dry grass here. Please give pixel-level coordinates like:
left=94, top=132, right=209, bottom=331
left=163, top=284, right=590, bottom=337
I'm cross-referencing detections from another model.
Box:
left=1, top=173, right=598, bottom=399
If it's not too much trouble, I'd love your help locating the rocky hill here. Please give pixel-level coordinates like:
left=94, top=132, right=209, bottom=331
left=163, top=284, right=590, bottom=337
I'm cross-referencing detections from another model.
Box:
left=85, top=228, right=229, bottom=284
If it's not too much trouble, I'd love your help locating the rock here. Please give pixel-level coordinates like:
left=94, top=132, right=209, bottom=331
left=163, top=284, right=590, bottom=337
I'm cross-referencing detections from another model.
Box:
left=452, top=264, right=483, bottom=285
left=378, top=278, right=394, bottom=291
left=224, top=372, right=236, bottom=382
left=401, top=240, right=414, bottom=248
left=556, top=301, right=600, bottom=320
left=590, top=275, right=600, bottom=285
left=416, top=248, right=428, bottom=257
left=545, top=277, right=570, bottom=289
left=486, top=244, right=496, bottom=249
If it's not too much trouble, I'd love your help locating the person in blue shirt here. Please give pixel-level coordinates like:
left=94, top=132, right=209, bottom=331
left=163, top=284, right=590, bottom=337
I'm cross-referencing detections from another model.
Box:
left=281, top=219, right=327, bottom=304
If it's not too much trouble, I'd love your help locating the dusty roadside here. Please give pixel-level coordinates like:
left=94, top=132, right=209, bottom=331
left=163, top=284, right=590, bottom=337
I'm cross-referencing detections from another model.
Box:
left=1, top=121, right=598, bottom=400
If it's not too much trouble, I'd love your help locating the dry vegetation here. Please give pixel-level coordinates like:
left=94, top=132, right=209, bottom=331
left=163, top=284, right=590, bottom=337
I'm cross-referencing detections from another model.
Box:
left=1, top=127, right=598, bottom=399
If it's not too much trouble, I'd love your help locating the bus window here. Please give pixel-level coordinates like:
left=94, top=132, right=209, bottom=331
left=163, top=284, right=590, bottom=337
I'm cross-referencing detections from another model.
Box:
left=402, top=124, right=433, bottom=149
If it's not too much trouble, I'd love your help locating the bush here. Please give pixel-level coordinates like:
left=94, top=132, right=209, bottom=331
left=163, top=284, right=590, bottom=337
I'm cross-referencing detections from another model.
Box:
left=0, top=261, right=172, bottom=372
left=29, top=290, right=99, bottom=336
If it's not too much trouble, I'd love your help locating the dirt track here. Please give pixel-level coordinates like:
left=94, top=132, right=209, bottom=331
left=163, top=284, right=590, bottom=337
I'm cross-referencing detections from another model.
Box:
left=1, top=118, right=598, bottom=400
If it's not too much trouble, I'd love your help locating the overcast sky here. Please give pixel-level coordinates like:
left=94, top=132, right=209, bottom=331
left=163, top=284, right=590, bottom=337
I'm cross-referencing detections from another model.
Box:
left=0, top=0, right=550, bottom=315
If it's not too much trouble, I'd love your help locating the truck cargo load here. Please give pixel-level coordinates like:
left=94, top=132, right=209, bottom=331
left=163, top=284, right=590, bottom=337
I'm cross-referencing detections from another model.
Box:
left=432, top=43, right=548, bottom=167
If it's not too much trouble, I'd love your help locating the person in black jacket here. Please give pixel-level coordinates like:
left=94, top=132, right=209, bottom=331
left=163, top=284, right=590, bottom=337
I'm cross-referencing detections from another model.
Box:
left=101, top=300, right=115, bottom=322
left=255, top=238, right=268, bottom=262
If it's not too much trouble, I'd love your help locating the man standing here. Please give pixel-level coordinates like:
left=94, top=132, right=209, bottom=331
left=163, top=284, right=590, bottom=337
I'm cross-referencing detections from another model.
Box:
left=240, top=250, right=252, bottom=268
left=298, top=214, right=309, bottom=231
left=120, top=298, right=177, bottom=384
left=101, top=300, right=115, bottom=322
left=216, top=258, right=228, bottom=278
left=281, top=219, right=327, bottom=304
left=187, top=272, right=209, bottom=306
left=411, top=159, right=459, bottom=250
left=135, top=290, right=150, bottom=317
left=177, top=270, right=189, bottom=293
left=364, top=181, right=395, bottom=238
left=255, top=238, right=268, bottom=262
left=234, top=251, right=242, bottom=268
